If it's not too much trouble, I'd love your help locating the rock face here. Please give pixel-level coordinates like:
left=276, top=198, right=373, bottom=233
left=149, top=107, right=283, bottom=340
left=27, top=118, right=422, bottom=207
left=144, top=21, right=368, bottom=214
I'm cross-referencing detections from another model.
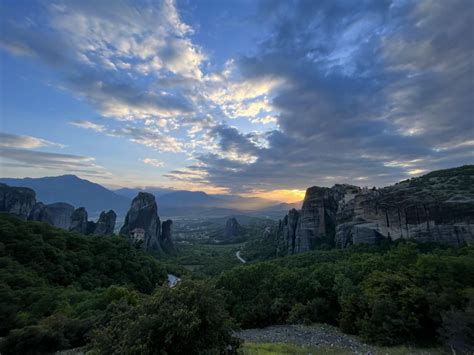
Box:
left=280, top=166, right=474, bottom=252
left=0, top=183, right=118, bottom=236
left=47, top=203, right=75, bottom=229
left=120, top=192, right=162, bottom=251
left=92, top=210, right=116, bottom=235
left=293, top=187, right=339, bottom=253
left=0, top=183, right=36, bottom=219
left=160, top=219, right=175, bottom=253
left=335, top=184, right=474, bottom=248
left=224, top=217, right=243, bottom=238
left=69, top=207, right=88, bottom=234
left=282, top=209, right=300, bottom=253
left=28, top=202, right=51, bottom=224
left=27, top=201, right=75, bottom=229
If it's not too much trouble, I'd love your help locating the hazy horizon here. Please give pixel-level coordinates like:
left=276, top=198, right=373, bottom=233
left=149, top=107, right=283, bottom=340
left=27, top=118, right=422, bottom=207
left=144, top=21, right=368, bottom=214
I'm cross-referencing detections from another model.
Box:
left=1, top=0, right=472, bottom=203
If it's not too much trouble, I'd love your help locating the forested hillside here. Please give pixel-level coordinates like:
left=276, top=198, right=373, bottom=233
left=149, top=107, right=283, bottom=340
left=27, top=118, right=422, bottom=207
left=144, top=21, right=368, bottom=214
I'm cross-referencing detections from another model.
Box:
left=217, top=242, right=474, bottom=349
left=1, top=214, right=473, bottom=353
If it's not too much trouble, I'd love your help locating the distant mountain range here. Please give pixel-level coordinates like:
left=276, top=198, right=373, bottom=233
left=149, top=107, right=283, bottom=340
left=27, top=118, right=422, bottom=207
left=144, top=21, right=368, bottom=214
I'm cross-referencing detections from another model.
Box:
left=0, top=175, right=131, bottom=217
left=114, top=187, right=174, bottom=199
left=115, top=188, right=278, bottom=210
left=0, top=175, right=301, bottom=219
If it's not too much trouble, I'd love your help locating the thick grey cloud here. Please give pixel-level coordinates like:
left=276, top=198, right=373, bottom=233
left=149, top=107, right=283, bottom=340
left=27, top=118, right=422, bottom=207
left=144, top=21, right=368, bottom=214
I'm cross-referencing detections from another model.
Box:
left=171, top=0, right=474, bottom=192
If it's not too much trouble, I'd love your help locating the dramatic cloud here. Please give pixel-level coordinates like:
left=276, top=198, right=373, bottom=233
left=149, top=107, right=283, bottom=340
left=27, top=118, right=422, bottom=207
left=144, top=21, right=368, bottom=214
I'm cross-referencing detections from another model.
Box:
left=170, top=0, right=474, bottom=192
left=0, top=0, right=201, bottom=123
left=1, top=0, right=472, bottom=194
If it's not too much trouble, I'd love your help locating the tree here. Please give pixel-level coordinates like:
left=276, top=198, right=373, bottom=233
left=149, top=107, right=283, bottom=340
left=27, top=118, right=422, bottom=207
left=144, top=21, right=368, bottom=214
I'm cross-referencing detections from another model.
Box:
left=91, top=280, right=239, bottom=354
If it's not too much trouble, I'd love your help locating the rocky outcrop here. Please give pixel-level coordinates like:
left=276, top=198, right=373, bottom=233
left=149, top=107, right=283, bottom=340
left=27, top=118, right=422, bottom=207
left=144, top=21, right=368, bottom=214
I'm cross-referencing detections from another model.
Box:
left=47, top=203, right=75, bottom=229
left=224, top=217, right=243, bottom=238
left=282, top=209, right=300, bottom=253
left=31, top=202, right=74, bottom=229
left=293, top=187, right=338, bottom=253
left=0, top=183, right=118, bottom=235
left=28, top=202, right=51, bottom=224
left=281, top=166, right=474, bottom=252
left=69, top=207, right=88, bottom=234
left=0, top=183, right=36, bottom=219
left=120, top=192, right=162, bottom=251
left=160, top=219, right=175, bottom=253
left=92, top=210, right=116, bottom=235
left=335, top=187, right=474, bottom=248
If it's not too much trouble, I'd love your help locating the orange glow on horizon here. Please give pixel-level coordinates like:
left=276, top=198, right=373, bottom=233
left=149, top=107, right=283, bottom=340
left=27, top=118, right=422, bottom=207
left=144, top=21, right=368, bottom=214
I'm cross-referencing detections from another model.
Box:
left=243, top=189, right=306, bottom=204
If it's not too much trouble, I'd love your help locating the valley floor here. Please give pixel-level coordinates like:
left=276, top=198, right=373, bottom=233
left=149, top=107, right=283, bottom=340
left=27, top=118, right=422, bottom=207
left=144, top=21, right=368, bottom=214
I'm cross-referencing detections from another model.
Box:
left=235, top=324, right=446, bottom=355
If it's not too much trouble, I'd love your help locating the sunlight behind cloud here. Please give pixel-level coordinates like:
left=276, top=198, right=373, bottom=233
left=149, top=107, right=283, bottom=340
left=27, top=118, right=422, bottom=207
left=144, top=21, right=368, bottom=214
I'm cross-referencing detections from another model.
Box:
left=246, top=189, right=306, bottom=204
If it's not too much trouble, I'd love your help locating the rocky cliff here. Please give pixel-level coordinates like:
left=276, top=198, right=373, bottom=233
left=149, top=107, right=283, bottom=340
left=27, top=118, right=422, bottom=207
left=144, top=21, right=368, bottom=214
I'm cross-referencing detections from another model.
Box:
left=69, top=207, right=89, bottom=234
left=0, top=183, right=36, bottom=219
left=120, top=192, right=163, bottom=251
left=1, top=183, right=116, bottom=234
left=92, top=210, right=116, bottom=235
left=335, top=166, right=474, bottom=247
left=160, top=219, right=175, bottom=253
left=280, top=165, right=474, bottom=252
left=27, top=202, right=75, bottom=229
left=282, top=208, right=300, bottom=253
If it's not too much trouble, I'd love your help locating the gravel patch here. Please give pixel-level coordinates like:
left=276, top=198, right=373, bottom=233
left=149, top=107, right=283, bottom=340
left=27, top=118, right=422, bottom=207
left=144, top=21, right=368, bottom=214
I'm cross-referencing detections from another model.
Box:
left=235, top=324, right=375, bottom=354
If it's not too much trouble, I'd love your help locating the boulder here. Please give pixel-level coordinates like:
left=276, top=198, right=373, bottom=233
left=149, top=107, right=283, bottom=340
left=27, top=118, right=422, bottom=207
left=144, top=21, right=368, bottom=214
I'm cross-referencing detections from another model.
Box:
left=120, top=192, right=161, bottom=251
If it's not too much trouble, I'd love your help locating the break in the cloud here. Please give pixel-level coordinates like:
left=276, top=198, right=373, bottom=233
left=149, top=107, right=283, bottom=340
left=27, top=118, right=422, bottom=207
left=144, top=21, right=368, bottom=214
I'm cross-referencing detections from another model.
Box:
left=1, top=0, right=472, bottom=195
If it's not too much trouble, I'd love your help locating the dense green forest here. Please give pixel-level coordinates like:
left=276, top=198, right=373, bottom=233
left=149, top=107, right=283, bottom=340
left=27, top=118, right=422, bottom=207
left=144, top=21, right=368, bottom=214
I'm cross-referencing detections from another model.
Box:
left=217, top=242, right=474, bottom=349
left=1, top=213, right=473, bottom=353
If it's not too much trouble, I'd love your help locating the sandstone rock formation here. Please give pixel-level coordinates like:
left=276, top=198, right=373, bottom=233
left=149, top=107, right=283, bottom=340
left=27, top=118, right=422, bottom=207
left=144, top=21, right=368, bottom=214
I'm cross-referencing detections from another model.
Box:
left=282, top=208, right=300, bottom=253
left=160, top=219, right=175, bottom=253
left=69, top=207, right=88, bottom=234
left=48, top=203, right=75, bottom=229
left=279, top=166, right=474, bottom=252
left=224, top=217, right=243, bottom=238
left=120, top=192, right=162, bottom=251
left=28, top=202, right=51, bottom=224
left=92, top=210, right=116, bottom=235
left=33, top=202, right=75, bottom=229
left=0, top=183, right=118, bottom=235
left=335, top=179, right=474, bottom=248
left=0, top=183, right=36, bottom=219
left=292, top=187, right=338, bottom=252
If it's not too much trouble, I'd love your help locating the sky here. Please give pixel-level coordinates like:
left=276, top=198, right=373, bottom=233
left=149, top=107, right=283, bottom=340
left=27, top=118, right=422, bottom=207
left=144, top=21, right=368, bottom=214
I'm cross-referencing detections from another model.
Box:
left=0, top=0, right=473, bottom=202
